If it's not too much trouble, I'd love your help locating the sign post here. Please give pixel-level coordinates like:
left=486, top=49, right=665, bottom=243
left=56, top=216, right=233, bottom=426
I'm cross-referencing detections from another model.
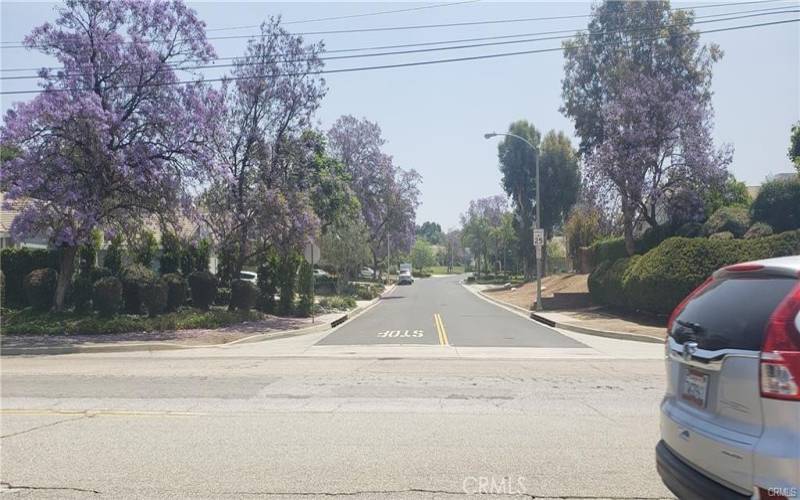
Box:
left=303, top=240, right=321, bottom=323
left=533, top=228, right=545, bottom=311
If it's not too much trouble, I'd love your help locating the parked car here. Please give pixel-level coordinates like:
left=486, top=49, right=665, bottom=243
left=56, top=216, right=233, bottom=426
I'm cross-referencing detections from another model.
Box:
left=239, top=271, right=257, bottom=284
left=398, top=269, right=414, bottom=285
left=360, top=267, right=374, bottom=279
left=656, top=255, right=800, bottom=499
left=313, top=268, right=330, bottom=278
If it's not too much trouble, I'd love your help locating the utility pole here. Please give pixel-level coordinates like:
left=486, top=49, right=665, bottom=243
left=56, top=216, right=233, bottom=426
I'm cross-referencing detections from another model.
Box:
left=387, top=232, right=390, bottom=284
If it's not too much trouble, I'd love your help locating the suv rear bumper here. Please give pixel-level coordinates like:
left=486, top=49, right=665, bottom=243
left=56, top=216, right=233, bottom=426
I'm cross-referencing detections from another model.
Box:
left=656, top=440, right=749, bottom=500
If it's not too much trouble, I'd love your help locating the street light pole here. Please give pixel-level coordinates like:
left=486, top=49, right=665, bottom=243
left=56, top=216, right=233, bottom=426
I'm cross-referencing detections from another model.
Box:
left=484, top=132, right=543, bottom=311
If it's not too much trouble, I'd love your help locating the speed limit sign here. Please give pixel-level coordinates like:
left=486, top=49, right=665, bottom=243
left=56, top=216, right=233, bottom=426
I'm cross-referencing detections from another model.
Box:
left=533, top=228, right=544, bottom=247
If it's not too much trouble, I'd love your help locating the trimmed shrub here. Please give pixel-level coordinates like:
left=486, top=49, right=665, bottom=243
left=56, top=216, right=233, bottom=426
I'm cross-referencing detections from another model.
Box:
left=23, top=268, right=58, bottom=311
left=162, top=273, right=188, bottom=312
left=103, top=235, right=124, bottom=275
left=277, top=255, right=300, bottom=316
left=751, top=178, right=800, bottom=232
left=142, top=280, right=168, bottom=317
left=214, top=287, right=231, bottom=306
left=93, top=276, right=123, bottom=317
left=0, top=270, right=4, bottom=307
left=709, top=231, right=734, bottom=240
left=675, top=222, right=704, bottom=238
left=131, top=230, right=158, bottom=267
left=296, top=261, right=314, bottom=317
left=1, top=247, right=53, bottom=308
left=703, top=206, right=750, bottom=238
left=159, top=232, right=182, bottom=275
left=120, top=264, right=157, bottom=314
left=588, top=257, right=640, bottom=308
left=318, top=296, right=356, bottom=311
left=71, top=274, right=93, bottom=313
left=589, top=237, right=628, bottom=265
left=188, top=271, right=217, bottom=310
left=624, top=231, right=800, bottom=315
left=230, top=280, right=258, bottom=311
left=744, top=222, right=774, bottom=239
left=89, top=266, right=112, bottom=283
left=257, top=256, right=279, bottom=313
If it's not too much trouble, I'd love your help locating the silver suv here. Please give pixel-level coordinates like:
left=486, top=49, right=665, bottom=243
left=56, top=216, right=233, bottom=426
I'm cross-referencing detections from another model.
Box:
left=657, top=255, right=800, bottom=499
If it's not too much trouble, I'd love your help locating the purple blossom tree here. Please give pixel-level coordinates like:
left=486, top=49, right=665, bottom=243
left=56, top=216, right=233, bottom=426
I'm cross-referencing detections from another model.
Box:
left=327, top=115, right=421, bottom=276
left=201, top=17, right=326, bottom=286
left=1, top=0, right=220, bottom=310
left=562, top=0, right=731, bottom=254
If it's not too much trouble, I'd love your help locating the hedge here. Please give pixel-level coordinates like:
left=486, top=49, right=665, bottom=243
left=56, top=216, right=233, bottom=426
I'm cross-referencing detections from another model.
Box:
left=230, top=280, right=258, bottom=311
left=591, top=230, right=800, bottom=315
left=188, top=271, right=217, bottom=310
left=120, top=264, right=156, bottom=314
left=23, top=268, right=58, bottom=311
left=162, top=273, right=188, bottom=312
left=751, top=178, right=800, bottom=233
left=1, top=247, right=56, bottom=308
left=703, top=206, right=750, bottom=238
left=93, top=277, right=123, bottom=317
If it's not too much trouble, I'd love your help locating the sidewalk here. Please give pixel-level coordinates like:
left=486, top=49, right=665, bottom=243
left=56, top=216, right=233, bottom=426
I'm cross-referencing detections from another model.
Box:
left=472, top=276, right=666, bottom=344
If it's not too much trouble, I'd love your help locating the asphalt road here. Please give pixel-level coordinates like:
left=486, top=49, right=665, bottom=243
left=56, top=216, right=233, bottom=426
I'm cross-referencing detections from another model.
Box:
left=0, top=276, right=671, bottom=499
left=1, top=355, right=671, bottom=499
left=318, top=275, right=585, bottom=348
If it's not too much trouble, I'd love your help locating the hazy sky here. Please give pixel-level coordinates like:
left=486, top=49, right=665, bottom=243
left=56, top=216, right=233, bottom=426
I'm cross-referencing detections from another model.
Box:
left=2, top=1, right=798, bottom=229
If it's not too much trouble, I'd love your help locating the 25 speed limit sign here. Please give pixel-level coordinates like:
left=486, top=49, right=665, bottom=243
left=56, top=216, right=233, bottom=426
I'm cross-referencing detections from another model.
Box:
left=533, top=228, right=544, bottom=247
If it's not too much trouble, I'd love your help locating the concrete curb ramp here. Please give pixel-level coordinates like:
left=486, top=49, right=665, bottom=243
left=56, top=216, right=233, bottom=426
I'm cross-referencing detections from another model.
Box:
left=473, top=287, right=664, bottom=345
left=0, top=287, right=395, bottom=357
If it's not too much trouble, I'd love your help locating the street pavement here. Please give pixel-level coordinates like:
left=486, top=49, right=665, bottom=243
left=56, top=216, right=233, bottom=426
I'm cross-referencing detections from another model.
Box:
left=0, top=275, right=673, bottom=499
left=319, top=275, right=584, bottom=348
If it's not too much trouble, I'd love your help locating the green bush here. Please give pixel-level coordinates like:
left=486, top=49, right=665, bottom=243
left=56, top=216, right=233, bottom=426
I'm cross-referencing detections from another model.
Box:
left=0, top=270, right=5, bottom=308
left=188, top=271, right=217, bottom=310
left=587, top=257, right=640, bottom=308
left=623, top=231, right=800, bottom=315
left=318, top=296, right=356, bottom=311
left=675, top=222, right=704, bottom=238
left=744, top=222, right=774, bottom=239
left=102, top=235, right=124, bottom=275
left=161, top=273, right=187, bottom=312
left=703, top=206, right=750, bottom=238
left=709, top=231, right=734, bottom=240
left=214, top=287, right=231, bottom=306
left=92, top=277, right=123, bottom=317
left=751, top=178, right=800, bottom=233
left=296, top=260, right=314, bottom=317
left=141, top=280, right=168, bottom=317
left=1, top=247, right=53, bottom=308
left=120, top=264, right=157, bottom=314
left=23, top=268, right=57, bottom=311
left=131, top=230, right=158, bottom=266
left=589, top=237, right=628, bottom=266
left=230, top=280, right=258, bottom=311
left=159, top=231, right=182, bottom=275
left=70, top=274, right=93, bottom=313
left=277, top=255, right=299, bottom=316
left=257, top=255, right=278, bottom=313
left=89, top=266, right=112, bottom=283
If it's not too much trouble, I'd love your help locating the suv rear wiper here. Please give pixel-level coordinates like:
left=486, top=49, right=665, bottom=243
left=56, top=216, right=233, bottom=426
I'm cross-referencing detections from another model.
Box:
left=676, top=319, right=706, bottom=334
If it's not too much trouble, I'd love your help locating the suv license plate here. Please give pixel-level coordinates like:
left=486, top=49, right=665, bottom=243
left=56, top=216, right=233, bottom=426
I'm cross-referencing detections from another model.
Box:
left=682, top=369, right=709, bottom=408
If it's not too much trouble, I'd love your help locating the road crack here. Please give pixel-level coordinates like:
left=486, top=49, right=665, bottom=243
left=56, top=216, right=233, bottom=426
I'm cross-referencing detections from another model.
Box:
left=1, top=414, right=90, bottom=439
left=1, top=481, right=100, bottom=494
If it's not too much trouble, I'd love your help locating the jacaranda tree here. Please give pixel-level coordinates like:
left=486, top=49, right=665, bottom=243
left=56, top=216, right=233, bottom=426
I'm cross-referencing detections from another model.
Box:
left=1, top=0, right=220, bottom=310
left=562, top=0, right=731, bottom=255
left=202, top=18, right=327, bottom=285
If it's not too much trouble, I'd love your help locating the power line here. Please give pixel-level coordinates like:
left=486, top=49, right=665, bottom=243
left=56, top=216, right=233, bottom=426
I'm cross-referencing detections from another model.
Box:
left=0, top=0, right=791, bottom=48
left=2, top=18, right=796, bottom=96
left=208, top=0, right=481, bottom=31
left=2, top=5, right=795, bottom=80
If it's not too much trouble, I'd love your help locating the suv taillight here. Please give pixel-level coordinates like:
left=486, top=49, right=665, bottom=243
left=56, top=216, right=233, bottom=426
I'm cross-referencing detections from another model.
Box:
left=761, top=281, right=800, bottom=401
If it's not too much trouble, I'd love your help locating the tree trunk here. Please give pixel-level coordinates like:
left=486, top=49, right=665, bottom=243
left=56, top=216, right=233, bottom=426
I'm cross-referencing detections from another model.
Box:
left=622, top=199, right=636, bottom=256
left=53, top=245, right=78, bottom=312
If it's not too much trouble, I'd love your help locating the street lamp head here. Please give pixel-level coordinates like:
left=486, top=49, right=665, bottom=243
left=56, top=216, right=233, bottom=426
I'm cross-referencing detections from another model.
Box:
left=484, top=133, right=497, bottom=140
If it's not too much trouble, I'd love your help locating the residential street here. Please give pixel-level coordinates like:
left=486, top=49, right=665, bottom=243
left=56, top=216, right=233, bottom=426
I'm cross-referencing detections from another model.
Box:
left=1, top=277, right=672, bottom=499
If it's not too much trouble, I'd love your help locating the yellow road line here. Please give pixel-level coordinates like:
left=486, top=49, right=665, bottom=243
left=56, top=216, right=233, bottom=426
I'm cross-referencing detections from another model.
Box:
left=434, top=313, right=449, bottom=346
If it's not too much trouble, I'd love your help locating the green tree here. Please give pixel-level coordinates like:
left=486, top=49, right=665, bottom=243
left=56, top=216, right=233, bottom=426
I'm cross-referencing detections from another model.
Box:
left=103, top=235, right=124, bottom=275
left=790, top=121, right=800, bottom=173
left=497, top=120, right=540, bottom=279
left=411, top=239, right=436, bottom=272
left=703, top=174, right=751, bottom=215
left=320, top=219, right=372, bottom=292
left=130, top=230, right=158, bottom=267
left=296, top=260, right=314, bottom=317
left=751, top=178, right=800, bottom=232
left=415, top=221, right=444, bottom=245
left=564, top=204, right=604, bottom=267
left=159, top=231, right=182, bottom=275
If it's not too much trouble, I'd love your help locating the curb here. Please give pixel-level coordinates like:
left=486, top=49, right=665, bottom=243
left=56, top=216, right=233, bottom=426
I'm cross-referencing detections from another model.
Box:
left=529, top=313, right=664, bottom=344
left=470, top=286, right=664, bottom=345
left=1, top=286, right=395, bottom=357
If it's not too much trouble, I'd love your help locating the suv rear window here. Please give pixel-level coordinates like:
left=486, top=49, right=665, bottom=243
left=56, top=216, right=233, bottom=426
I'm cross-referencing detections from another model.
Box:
left=671, top=275, right=797, bottom=351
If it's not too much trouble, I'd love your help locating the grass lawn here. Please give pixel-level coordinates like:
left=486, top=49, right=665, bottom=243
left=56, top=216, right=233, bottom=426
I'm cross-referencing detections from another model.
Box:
left=1, top=307, right=265, bottom=336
